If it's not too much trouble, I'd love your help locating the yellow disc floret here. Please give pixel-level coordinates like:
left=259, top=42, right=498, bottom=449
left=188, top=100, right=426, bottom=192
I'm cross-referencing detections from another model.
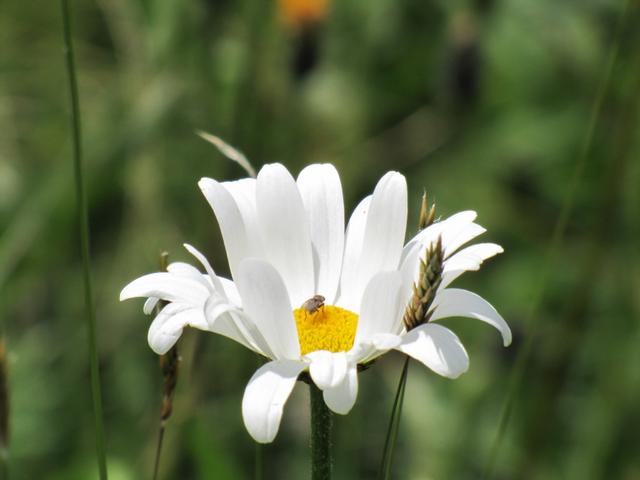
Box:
left=293, top=305, right=358, bottom=355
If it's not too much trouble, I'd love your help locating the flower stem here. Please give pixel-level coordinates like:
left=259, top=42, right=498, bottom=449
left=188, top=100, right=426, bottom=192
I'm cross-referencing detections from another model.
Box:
left=310, top=383, right=332, bottom=480
left=60, top=1, right=108, bottom=478
left=254, top=441, right=263, bottom=480
left=378, top=357, right=410, bottom=480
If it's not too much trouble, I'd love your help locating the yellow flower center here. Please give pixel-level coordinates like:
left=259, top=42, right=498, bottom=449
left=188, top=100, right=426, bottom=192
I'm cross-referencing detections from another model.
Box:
left=293, top=305, right=358, bottom=355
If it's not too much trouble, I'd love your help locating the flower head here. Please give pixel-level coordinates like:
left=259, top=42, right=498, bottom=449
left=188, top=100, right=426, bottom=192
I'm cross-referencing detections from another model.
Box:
left=121, top=163, right=511, bottom=443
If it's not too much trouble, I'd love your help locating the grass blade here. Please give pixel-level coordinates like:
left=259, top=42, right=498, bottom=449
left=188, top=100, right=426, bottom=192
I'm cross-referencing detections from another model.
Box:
left=60, top=1, right=108, bottom=478
left=378, top=357, right=410, bottom=480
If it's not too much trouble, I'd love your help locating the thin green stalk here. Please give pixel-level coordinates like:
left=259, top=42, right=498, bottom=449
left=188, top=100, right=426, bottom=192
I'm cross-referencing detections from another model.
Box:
left=0, top=292, right=8, bottom=479
left=310, top=383, right=332, bottom=480
left=0, top=339, right=7, bottom=480
left=60, top=1, right=108, bottom=478
left=378, top=357, right=410, bottom=480
left=482, top=1, right=630, bottom=477
left=152, top=427, right=165, bottom=480
left=254, top=441, right=263, bottom=480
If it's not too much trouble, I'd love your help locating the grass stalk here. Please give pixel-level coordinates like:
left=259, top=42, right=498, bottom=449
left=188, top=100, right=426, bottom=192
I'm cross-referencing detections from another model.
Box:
left=60, top=1, right=108, bottom=478
left=152, top=426, right=165, bottom=480
left=378, top=357, right=410, bottom=480
left=0, top=339, right=8, bottom=480
left=482, top=1, right=630, bottom=477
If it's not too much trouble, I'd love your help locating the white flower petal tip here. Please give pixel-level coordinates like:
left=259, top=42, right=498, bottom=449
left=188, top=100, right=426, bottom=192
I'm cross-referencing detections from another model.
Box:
left=256, top=163, right=314, bottom=306
left=119, top=272, right=209, bottom=304
left=432, top=289, right=512, bottom=347
left=242, top=360, right=307, bottom=443
left=148, top=326, right=180, bottom=355
left=143, top=297, right=160, bottom=315
left=147, top=304, right=204, bottom=355
left=323, top=366, right=358, bottom=415
left=297, top=163, right=345, bottom=304
left=305, top=351, right=348, bottom=390
left=197, top=177, right=259, bottom=280
left=197, top=177, right=220, bottom=196
left=397, top=324, right=469, bottom=379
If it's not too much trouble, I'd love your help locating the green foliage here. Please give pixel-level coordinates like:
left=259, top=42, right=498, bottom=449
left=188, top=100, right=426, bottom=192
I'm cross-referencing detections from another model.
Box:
left=1, top=0, right=638, bottom=478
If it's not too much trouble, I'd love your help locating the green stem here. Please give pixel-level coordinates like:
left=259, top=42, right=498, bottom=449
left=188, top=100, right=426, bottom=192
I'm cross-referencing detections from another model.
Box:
left=378, top=357, right=410, bottom=480
left=60, top=1, right=108, bottom=478
left=310, top=383, right=332, bottom=480
left=152, top=424, right=165, bottom=480
left=254, top=441, right=263, bottom=480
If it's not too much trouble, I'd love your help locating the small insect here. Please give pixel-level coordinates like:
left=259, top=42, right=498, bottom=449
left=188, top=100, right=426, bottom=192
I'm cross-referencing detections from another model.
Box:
left=301, top=295, right=325, bottom=314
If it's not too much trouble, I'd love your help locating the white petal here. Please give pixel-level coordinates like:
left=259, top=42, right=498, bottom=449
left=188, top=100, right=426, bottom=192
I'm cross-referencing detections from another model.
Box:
left=396, top=323, right=469, bottom=378
left=297, top=164, right=345, bottom=304
left=166, top=261, right=206, bottom=280
left=148, top=304, right=206, bottom=355
left=353, top=271, right=403, bottom=346
left=199, top=177, right=257, bottom=279
left=206, top=303, right=274, bottom=358
left=143, top=297, right=160, bottom=315
left=242, top=360, right=307, bottom=443
left=323, top=365, right=358, bottom=415
left=444, top=223, right=487, bottom=257
left=222, top=178, right=263, bottom=255
left=306, top=350, right=348, bottom=390
left=219, top=277, right=242, bottom=307
left=405, top=211, right=485, bottom=265
left=120, top=273, right=208, bottom=305
left=235, top=258, right=301, bottom=360
left=431, top=288, right=512, bottom=346
left=204, top=298, right=239, bottom=322
left=405, top=210, right=477, bottom=254
left=256, top=164, right=315, bottom=306
left=183, top=243, right=226, bottom=293
left=371, top=333, right=402, bottom=350
left=337, top=195, right=371, bottom=310
left=440, top=243, right=503, bottom=289
left=350, top=172, right=407, bottom=309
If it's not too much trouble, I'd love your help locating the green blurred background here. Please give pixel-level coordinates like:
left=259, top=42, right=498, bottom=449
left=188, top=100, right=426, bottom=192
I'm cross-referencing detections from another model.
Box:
left=1, top=0, right=639, bottom=478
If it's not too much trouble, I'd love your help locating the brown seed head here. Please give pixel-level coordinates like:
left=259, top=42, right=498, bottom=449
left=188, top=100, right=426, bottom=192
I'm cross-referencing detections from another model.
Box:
left=418, top=191, right=436, bottom=231
left=402, top=236, right=444, bottom=331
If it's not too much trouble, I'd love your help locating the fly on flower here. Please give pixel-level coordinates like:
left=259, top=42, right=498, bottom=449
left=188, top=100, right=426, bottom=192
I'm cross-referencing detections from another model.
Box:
left=301, top=295, right=326, bottom=314
left=121, top=163, right=511, bottom=443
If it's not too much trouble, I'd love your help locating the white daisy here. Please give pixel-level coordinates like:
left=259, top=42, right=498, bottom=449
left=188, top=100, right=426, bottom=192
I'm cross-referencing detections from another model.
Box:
left=120, top=163, right=511, bottom=443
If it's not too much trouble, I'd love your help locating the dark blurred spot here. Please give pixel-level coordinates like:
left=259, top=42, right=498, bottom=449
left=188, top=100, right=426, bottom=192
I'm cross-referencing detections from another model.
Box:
left=89, top=181, right=125, bottom=254
left=292, top=26, right=321, bottom=80
left=449, top=41, right=482, bottom=108
left=504, top=163, right=541, bottom=201
left=474, top=0, right=496, bottom=14
left=446, top=11, right=483, bottom=110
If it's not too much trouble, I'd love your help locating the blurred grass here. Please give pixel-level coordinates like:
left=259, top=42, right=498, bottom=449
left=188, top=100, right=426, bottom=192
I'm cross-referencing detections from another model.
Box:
left=1, top=0, right=639, bottom=478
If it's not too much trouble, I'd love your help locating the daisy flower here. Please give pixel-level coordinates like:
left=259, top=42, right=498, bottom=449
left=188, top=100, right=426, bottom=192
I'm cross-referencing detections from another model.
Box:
left=120, top=163, right=511, bottom=443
